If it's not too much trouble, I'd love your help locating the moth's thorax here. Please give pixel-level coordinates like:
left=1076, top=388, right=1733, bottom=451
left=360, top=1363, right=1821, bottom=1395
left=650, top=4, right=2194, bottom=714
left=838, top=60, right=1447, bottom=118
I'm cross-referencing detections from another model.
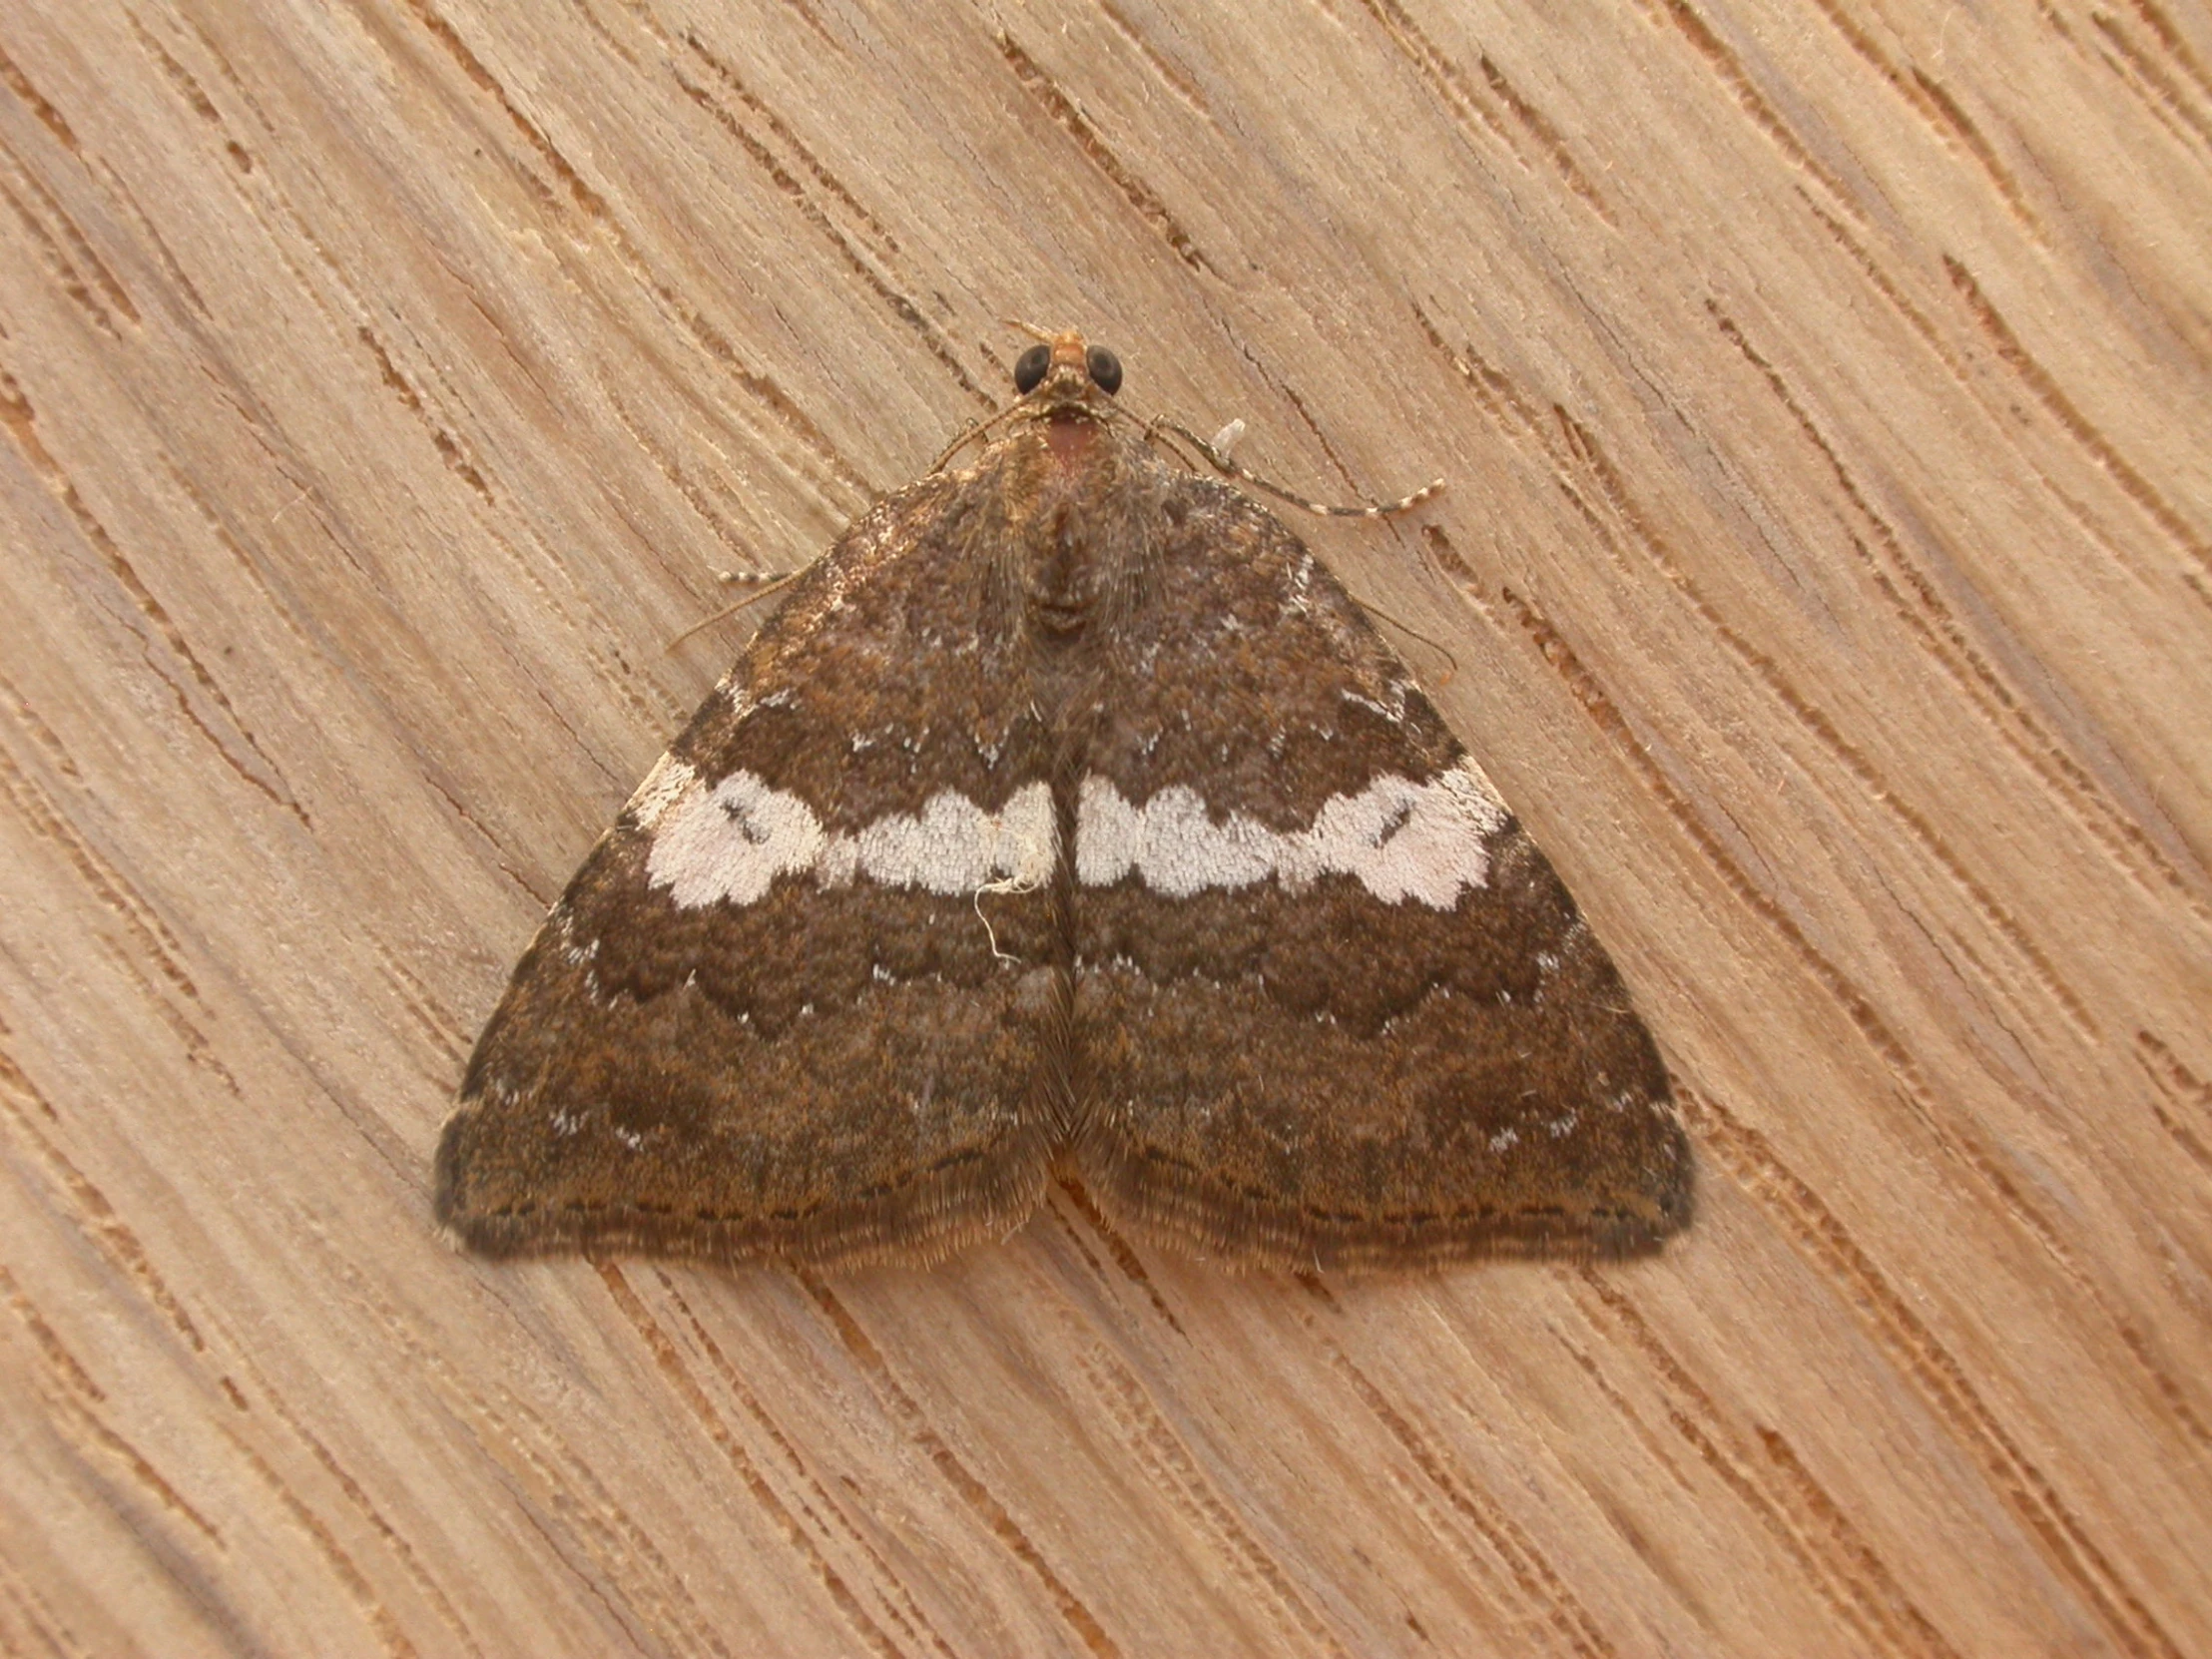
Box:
left=985, top=408, right=1160, bottom=646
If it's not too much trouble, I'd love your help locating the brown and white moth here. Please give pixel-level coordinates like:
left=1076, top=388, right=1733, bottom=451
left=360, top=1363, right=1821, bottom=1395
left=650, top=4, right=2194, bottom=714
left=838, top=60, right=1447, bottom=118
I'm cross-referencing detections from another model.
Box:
left=435, top=329, right=1691, bottom=1271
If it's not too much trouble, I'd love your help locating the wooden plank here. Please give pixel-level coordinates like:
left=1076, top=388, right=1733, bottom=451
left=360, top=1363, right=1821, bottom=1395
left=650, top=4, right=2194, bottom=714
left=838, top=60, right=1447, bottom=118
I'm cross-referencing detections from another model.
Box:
left=0, top=1, right=2206, bottom=1653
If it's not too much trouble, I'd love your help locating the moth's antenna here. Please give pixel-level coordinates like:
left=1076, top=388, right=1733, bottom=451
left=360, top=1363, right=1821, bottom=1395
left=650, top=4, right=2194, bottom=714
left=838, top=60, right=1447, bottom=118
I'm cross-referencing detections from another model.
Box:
left=665, top=569, right=802, bottom=652
left=1145, top=416, right=1445, bottom=519
left=1134, top=409, right=1454, bottom=677
left=932, top=406, right=1019, bottom=472
left=1353, top=597, right=1461, bottom=688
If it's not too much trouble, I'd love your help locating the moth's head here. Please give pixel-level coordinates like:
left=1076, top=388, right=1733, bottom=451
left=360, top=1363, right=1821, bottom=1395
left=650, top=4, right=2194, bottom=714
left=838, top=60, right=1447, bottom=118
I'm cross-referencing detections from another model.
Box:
left=1008, top=326, right=1123, bottom=414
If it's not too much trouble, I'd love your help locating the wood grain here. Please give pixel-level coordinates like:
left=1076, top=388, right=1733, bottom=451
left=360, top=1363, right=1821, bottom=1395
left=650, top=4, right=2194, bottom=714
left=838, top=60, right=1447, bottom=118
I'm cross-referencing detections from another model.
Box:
left=1, top=2, right=2206, bottom=1654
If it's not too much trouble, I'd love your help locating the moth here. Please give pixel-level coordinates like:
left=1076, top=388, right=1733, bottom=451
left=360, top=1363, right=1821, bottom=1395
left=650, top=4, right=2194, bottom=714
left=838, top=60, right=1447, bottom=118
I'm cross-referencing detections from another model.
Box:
left=435, top=329, right=1690, bottom=1270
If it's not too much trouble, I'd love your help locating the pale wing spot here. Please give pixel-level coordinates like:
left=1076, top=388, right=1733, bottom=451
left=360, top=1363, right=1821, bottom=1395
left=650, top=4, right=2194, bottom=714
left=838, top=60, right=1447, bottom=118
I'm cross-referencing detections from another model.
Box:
left=1074, top=775, right=1145, bottom=887
left=649, top=772, right=1055, bottom=907
left=855, top=783, right=1055, bottom=895
left=1076, top=760, right=1508, bottom=908
left=1321, top=764, right=1508, bottom=906
left=649, top=771, right=827, bottom=906
left=817, top=835, right=859, bottom=887
left=1076, top=782, right=1278, bottom=897
left=1079, top=778, right=1279, bottom=893
left=857, top=792, right=994, bottom=891
left=1438, top=758, right=1508, bottom=821
left=624, top=754, right=699, bottom=830
left=993, top=784, right=1058, bottom=886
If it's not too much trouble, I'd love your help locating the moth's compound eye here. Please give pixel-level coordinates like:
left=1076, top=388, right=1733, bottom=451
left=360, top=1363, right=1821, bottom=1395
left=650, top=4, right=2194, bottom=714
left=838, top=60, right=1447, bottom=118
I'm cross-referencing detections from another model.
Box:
left=1013, top=343, right=1052, bottom=394
left=1086, top=345, right=1123, bottom=395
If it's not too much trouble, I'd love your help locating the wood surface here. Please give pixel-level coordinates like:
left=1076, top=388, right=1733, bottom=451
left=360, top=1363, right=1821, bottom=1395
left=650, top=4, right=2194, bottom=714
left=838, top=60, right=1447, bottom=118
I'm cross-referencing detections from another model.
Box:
left=1, top=1, right=2207, bottom=1654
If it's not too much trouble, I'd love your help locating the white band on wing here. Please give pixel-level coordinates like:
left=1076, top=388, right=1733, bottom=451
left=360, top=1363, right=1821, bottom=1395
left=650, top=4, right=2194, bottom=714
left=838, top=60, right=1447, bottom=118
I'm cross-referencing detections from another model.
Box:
left=646, top=771, right=1056, bottom=908
left=1073, top=762, right=1507, bottom=908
